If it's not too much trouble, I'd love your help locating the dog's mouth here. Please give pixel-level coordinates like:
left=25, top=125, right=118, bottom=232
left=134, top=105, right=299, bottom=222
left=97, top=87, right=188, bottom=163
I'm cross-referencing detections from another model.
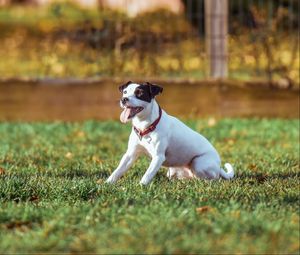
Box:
left=120, top=106, right=144, bottom=123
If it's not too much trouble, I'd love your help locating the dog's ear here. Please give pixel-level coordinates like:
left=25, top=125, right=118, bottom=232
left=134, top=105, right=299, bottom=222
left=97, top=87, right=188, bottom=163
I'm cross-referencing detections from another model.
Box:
left=146, top=82, right=163, bottom=98
left=119, top=81, right=132, bottom=93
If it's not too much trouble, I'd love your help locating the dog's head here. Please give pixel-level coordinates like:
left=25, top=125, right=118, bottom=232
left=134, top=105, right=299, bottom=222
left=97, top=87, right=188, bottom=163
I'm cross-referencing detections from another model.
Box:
left=119, top=81, right=163, bottom=123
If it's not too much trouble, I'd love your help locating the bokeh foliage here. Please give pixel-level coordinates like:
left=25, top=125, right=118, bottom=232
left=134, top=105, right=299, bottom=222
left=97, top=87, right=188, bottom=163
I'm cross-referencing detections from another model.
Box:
left=0, top=1, right=299, bottom=84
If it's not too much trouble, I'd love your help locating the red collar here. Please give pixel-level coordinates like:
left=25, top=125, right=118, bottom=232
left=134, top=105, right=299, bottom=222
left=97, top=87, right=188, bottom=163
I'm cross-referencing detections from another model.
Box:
left=133, top=106, right=162, bottom=140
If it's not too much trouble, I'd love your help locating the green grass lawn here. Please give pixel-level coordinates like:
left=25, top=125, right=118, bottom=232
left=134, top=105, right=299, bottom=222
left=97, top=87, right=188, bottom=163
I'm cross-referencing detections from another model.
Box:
left=0, top=119, right=299, bottom=253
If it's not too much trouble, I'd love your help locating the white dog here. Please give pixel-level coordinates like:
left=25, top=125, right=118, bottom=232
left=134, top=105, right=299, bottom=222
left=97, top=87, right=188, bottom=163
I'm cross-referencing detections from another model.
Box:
left=106, top=81, right=234, bottom=185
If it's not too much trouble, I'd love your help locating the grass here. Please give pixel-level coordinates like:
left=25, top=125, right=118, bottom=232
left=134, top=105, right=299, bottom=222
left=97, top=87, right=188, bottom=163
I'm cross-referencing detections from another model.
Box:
left=0, top=118, right=299, bottom=253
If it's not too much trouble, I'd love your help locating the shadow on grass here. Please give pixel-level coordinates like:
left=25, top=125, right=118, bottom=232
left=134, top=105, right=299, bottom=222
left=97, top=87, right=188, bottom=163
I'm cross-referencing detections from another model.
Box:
left=235, top=171, right=299, bottom=184
left=44, top=169, right=109, bottom=179
left=2, top=168, right=299, bottom=182
left=1, top=169, right=109, bottom=180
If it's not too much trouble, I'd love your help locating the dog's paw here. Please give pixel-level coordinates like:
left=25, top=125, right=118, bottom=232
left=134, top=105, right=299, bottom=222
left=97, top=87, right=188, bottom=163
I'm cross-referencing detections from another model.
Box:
left=139, top=178, right=150, bottom=186
left=105, top=176, right=116, bottom=184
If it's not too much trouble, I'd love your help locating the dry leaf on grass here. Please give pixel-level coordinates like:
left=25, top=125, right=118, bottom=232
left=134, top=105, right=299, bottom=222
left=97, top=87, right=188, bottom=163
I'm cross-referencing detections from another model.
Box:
left=0, top=167, right=6, bottom=175
left=96, top=179, right=104, bottom=184
left=6, top=221, right=32, bottom=232
left=29, top=196, right=39, bottom=203
left=92, top=155, right=102, bottom=163
left=196, top=206, right=213, bottom=214
left=65, top=152, right=73, bottom=159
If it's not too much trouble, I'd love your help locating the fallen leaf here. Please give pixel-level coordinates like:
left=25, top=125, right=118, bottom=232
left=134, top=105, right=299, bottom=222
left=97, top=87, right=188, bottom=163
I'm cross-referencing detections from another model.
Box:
left=249, top=163, right=259, bottom=171
left=96, top=179, right=104, bottom=184
left=92, top=155, right=102, bottom=163
left=0, top=167, right=6, bottom=175
left=6, top=221, right=32, bottom=232
left=29, top=196, right=39, bottom=202
left=65, top=152, right=73, bottom=159
left=196, top=206, right=213, bottom=214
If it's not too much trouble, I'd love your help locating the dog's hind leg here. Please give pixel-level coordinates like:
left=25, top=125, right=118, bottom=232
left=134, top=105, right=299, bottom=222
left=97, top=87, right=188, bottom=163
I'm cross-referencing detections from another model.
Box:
left=190, top=155, right=221, bottom=180
left=167, top=167, right=195, bottom=180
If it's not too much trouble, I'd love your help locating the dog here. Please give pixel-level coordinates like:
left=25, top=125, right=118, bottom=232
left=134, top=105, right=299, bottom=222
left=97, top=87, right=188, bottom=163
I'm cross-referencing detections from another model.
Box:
left=105, top=81, right=234, bottom=185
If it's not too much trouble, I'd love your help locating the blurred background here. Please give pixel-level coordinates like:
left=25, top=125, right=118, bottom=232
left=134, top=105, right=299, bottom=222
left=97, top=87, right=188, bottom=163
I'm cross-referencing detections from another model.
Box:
left=0, top=0, right=299, bottom=121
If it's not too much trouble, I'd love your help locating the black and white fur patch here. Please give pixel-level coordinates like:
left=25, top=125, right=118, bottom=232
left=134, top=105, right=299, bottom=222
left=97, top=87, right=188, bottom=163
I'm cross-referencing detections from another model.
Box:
left=119, top=81, right=163, bottom=102
left=106, top=81, right=235, bottom=185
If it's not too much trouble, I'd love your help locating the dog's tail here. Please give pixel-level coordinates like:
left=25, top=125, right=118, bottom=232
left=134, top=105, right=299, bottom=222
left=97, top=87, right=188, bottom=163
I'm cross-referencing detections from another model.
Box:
left=220, top=163, right=234, bottom=180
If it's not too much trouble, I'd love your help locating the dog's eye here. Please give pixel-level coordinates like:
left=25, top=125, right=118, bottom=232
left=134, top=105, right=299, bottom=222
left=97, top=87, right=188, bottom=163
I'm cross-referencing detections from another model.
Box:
left=123, top=90, right=127, bottom=94
left=135, top=90, right=143, bottom=97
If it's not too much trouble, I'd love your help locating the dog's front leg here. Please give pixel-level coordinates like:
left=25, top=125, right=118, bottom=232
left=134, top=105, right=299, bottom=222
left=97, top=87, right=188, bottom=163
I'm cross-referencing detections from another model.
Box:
left=140, top=154, right=165, bottom=185
left=106, top=151, right=138, bottom=184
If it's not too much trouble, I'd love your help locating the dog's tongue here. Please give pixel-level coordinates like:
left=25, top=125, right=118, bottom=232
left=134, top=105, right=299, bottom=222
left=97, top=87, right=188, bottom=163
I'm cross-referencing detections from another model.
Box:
left=120, top=108, right=132, bottom=123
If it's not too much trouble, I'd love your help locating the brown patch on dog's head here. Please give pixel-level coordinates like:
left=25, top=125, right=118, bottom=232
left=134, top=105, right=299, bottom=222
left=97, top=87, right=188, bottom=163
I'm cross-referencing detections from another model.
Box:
left=135, top=82, right=163, bottom=103
left=118, top=81, right=163, bottom=103
left=147, top=82, right=163, bottom=97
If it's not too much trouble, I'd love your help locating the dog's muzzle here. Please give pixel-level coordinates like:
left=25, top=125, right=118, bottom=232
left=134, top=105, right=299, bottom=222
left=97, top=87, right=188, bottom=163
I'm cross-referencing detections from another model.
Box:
left=121, top=97, right=129, bottom=106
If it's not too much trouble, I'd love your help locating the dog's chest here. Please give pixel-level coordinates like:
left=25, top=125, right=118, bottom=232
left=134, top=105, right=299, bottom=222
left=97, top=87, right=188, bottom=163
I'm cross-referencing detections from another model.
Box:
left=138, top=133, right=193, bottom=167
left=138, top=134, right=157, bottom=155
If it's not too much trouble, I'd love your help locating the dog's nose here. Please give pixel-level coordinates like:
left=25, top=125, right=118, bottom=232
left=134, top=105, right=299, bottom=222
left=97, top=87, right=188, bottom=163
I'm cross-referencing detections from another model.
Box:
left=121, top=97, right=129, bottom=105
